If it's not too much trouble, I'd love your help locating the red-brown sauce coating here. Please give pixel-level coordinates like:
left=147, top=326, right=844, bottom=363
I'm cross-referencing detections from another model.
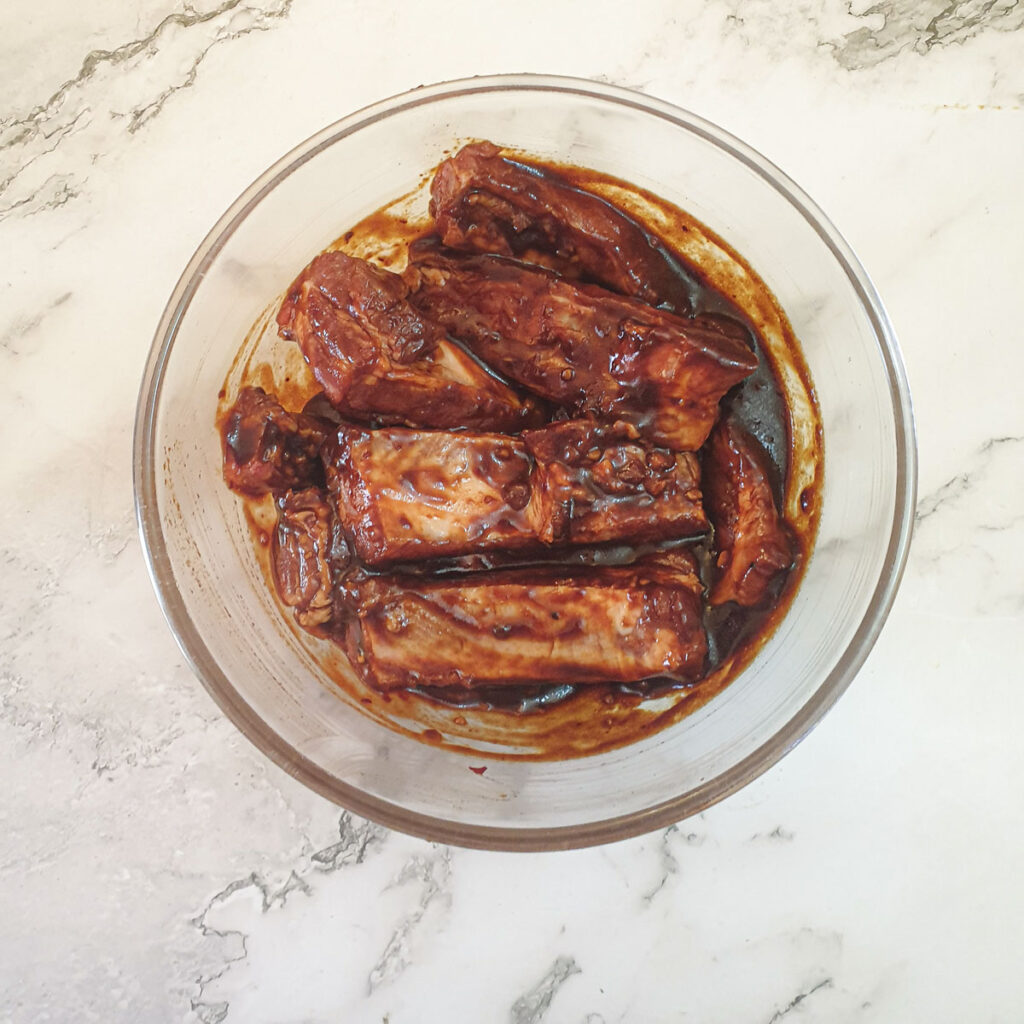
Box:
left=216, top=142, right=823, bottom=760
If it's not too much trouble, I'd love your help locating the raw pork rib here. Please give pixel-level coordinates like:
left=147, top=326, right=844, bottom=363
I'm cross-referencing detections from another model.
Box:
left=323, top=423, right=536, bottom=565
left=704, top=417, right=793, bottom=607
left=221, top=386, right=329, bottom=496
left=345, top=551, right=707, bottom=690
left=271, top=488, right=349, bottom=629
left=277, top=251, right=541, bottom=432
left=323, top=420, right=708, bottom=566
left=406, top=242, right=757, bottom=451
left=522, top=419, right=706, bottom=545
left=430, top=141, right=694, bottom=312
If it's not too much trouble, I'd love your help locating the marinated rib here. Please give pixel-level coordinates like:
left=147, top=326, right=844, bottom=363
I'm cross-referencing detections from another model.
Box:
left=346, top=550, right=707, bottom=690
left=324, top=420, right=709, bottom=565
left=221, top=386, right=328, bottom=496
left=522, top=419, right=706, bottom=545
left=407, top=243, right=757, bottom=450
left=277, top=251, right=541, bottom=432
left=323, top=423, right=536, bottom=566
left=271, top=488, right=350, bottom=629
left=705, top=418, right=793, bottom=607
left=430, top=141, right=695, bottom=312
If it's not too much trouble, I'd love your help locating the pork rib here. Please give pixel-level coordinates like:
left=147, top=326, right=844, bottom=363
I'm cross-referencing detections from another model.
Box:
left=324, top=420, right=708, bottom=566
left=522, top=419, right=706, bottom=545
left=277, top=251, right=541, bottom=432
left=323, top=423, right=536, bottom=566
left=705, top=418, right=793, bottom=607
left=221, top=386, right=329, bottom=496
left=430, top=141, right=694, bottom=312
left=271, top=488, right=350, bottom=630
left=406, top=242, right=758, bottom=451
left=346, top=551, right=707, bottom=690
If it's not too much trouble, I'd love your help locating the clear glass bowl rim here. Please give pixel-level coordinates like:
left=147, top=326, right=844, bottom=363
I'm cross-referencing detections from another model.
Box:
left=133, top=73, right=917, bottom=852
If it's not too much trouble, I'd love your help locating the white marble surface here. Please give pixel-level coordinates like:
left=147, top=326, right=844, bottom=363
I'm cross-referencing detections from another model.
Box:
left=2, top=0, right=1023, bottom=1020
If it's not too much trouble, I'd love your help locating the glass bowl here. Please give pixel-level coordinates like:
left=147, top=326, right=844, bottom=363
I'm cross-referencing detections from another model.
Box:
left=134, top=74, right=916, bottom=851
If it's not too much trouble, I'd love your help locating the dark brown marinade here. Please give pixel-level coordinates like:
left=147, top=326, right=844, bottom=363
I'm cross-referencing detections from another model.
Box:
left=220, top=142, right=810, bottom=733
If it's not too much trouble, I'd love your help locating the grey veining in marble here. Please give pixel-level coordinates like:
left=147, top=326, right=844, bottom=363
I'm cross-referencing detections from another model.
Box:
left=1, top=0, right=295, bottom=219
left=831, top=0, right=1024, bottom=69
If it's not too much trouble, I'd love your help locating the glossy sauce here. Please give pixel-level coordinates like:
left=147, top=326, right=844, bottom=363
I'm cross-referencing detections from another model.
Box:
left=218, top=145, right=823, bottom=760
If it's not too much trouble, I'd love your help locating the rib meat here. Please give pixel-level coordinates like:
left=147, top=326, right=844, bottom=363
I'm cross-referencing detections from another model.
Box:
left=323, top=424, right=536, bottom=566
left=705, top=418, right=793, bottom=607
left=277, top=251, right=541, bottom=432
left=406, top=242, right=758, bottom=450
left=221, top=386, right=328, bottom=496
left=522, top=419, right=706, bottom=545
left=346, top=550, right=707, bottom=690
left=430, top=141, right=694, bottom=312
left=324, top=420, right=708, bottom=566
left=271, top=488, right=350, bottom=629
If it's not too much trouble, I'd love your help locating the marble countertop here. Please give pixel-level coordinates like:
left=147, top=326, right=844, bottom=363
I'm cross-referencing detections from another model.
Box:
left=3, top=1, right=1022, bottom=1020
